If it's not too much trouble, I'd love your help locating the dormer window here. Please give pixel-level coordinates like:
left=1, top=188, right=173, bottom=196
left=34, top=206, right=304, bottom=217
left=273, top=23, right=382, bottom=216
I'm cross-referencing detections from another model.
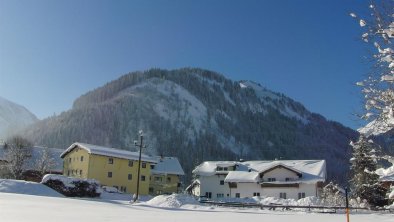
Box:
left=108, top=158, right=114, bottom=164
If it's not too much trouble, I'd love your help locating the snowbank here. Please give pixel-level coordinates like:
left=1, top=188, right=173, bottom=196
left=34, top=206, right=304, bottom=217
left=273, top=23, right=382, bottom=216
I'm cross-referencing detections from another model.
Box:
left=0, top=179, right=63, bottom=197
left=145, top=194, right=323, bottom=210
left=1, top=192, right=390, bottom=222
left=257, top=196, right=321, bottom=206
left=146, top=194, right=200, bottom=208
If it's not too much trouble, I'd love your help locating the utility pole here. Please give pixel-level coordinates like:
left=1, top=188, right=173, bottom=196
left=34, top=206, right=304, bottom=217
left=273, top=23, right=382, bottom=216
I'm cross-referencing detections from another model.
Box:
left=132, top=130, right=145, bottom=203
left=345, top=187, right=350, bottom=222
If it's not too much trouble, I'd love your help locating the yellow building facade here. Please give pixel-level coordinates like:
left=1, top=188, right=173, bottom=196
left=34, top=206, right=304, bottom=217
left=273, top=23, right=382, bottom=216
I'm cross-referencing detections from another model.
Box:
left=148, top=156, right=185, bottom=195
left=61, top=143, right=156, bottom=195
left=149, top=174, right=182, bottom=195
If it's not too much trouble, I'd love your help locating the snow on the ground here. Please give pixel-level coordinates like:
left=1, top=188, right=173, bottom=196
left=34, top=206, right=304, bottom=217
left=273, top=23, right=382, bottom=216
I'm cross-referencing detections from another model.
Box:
left=0, top=179, right=63, bottom=197
left=145, top=194, right=200, bottom=208
left=0, top=192, right=392, bottom=222
left=0, top=179, right=392, bottom=222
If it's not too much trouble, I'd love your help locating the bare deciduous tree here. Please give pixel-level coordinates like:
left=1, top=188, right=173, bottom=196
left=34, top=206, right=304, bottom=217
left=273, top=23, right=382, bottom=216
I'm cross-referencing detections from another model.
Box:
left=34, top=147, right=55, bottom=177
left=4, top=136, right=32, bottom=179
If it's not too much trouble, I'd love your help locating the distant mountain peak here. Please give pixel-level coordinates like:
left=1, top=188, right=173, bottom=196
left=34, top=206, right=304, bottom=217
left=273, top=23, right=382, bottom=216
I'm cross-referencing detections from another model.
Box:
left=0, top=96, right=38, bottom=139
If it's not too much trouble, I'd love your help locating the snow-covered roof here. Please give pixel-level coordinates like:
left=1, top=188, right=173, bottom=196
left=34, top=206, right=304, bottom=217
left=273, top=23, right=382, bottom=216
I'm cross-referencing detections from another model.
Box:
left=376, top=165, right=394, bottom=182
left=224, top=171, right=259, bottom=183
left=192, top=161, right=237, bottom=176
left=151, top=156, right=185, bottom=176
left=0, top=145, right=63, bottom=172
left=193, top=160, right=326, bottom=183
left=244, top=160, right=326, bottom=180
left=60, top=143, right=157, bottom=163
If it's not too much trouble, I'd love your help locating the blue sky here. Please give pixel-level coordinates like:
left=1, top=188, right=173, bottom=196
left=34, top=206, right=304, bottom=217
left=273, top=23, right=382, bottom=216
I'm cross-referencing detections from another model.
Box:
left=0, top=0, right=369, bottom=129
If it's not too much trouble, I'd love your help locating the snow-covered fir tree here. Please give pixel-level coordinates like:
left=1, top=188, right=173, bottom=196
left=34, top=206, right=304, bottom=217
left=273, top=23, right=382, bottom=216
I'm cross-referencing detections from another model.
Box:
left=351, top=0, right=394, bottom=207
left=349, top=136, right=387, bottom=207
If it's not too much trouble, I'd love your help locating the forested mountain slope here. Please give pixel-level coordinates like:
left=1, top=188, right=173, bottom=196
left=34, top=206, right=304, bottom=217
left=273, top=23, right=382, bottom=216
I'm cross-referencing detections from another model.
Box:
left=23, top=68, right=358, bottom=184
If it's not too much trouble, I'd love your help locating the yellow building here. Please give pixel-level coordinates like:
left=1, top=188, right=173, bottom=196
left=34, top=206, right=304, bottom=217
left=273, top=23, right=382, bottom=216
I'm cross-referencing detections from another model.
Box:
left=149, top=156, right=185, bottom=195
left=60, top=142, right=157, bottom=195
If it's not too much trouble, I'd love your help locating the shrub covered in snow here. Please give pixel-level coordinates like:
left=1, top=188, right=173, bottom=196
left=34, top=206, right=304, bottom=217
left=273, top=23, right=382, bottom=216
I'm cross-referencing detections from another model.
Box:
left=41, top=174, right=102, bottom=197
left=320, top=182, right=345, bottom=206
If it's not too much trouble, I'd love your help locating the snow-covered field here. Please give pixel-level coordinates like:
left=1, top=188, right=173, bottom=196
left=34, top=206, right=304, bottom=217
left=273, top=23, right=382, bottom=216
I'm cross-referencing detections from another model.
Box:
left=0, top=179, right=392, bottom=222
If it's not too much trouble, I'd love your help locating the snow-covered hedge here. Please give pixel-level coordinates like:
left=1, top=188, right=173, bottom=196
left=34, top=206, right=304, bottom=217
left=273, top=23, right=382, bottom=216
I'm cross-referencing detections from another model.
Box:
left=41, top=174, right=102, bottom=197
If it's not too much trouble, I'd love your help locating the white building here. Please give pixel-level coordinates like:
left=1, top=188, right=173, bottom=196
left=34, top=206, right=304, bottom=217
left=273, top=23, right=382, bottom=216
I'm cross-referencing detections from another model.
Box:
left=190, top=160, right=326, bottom=200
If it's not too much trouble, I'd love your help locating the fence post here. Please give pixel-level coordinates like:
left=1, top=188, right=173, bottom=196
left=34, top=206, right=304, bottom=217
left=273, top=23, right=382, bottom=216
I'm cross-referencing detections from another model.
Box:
left=345, top=188, right=350, bottom=222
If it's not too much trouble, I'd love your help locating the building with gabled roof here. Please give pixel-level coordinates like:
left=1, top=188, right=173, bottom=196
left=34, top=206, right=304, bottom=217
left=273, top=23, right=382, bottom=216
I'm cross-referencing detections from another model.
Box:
left=189, top=160, right=326, bottom=200
left=60, top=142, right=157, bottom=195
left=149, top=156, right=185, bottom=195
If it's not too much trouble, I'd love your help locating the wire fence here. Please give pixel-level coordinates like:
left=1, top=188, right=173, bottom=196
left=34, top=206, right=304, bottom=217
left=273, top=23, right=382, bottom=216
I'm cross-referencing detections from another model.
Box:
left=199, top=200, right=394, bottom=213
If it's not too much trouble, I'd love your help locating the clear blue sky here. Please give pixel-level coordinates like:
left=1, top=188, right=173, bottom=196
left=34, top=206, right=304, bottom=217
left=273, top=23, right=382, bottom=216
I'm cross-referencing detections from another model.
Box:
left=0, top=0, right=369, bottom=129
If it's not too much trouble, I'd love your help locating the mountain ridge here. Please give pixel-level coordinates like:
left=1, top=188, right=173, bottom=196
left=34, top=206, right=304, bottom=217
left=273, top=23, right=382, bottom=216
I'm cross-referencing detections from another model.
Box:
left=0, top=96, right=38, bottom=139
left=21, top=68, right=358, bottom=184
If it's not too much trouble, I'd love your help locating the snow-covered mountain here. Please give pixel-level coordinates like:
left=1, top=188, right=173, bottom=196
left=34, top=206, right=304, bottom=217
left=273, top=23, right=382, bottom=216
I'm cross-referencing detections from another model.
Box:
left=0, top=97, right=38, bottom=139
left=22, top=68, right=357, bottom=184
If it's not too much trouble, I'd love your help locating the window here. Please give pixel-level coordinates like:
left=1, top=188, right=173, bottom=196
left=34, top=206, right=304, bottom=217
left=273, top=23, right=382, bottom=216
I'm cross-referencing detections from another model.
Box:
left=223, top=167, right=228, bottom=171
left=298, top=192, right=306, bottom=199
left=128, top=174, right=132, bottom=180
left=167, top=177, right=171, bottom=182
left=280, top=192, right=287, bottom=199
left=155, top=177, right=162, bottom=182
left=69, top=158, right=71, bottom=163
left=67, top=170, right=70, bottom=176
left=120, top=186, right=126, bottom=192
left=253, top=192, right=260, bottom=197
left=108, top=158, right=113, bottom=164
left=149, top=187, right=154, bottom=193
left=108, top=172, right=112, bottom=178
left=150, top=165, right=155, bottom=169
left=235, top=193, right=240, bottom=198
left=80, top=156, right=84, bottom=162
left=217, top=193, right=224, bottom=198
left=128, top=160, right=133, bottom=167
left=217, top=166, right=223, bottom=171
left=220, top=180, right=224, bottom=185
left=142, top=162, right=146, bottom=168
left=205, top=192, right=212, bottom=199
left=268, top=178, right=276, bottom=182
left=141, top=175, right=146, bottom=181
left=80, top=170, right=82, bottom=175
